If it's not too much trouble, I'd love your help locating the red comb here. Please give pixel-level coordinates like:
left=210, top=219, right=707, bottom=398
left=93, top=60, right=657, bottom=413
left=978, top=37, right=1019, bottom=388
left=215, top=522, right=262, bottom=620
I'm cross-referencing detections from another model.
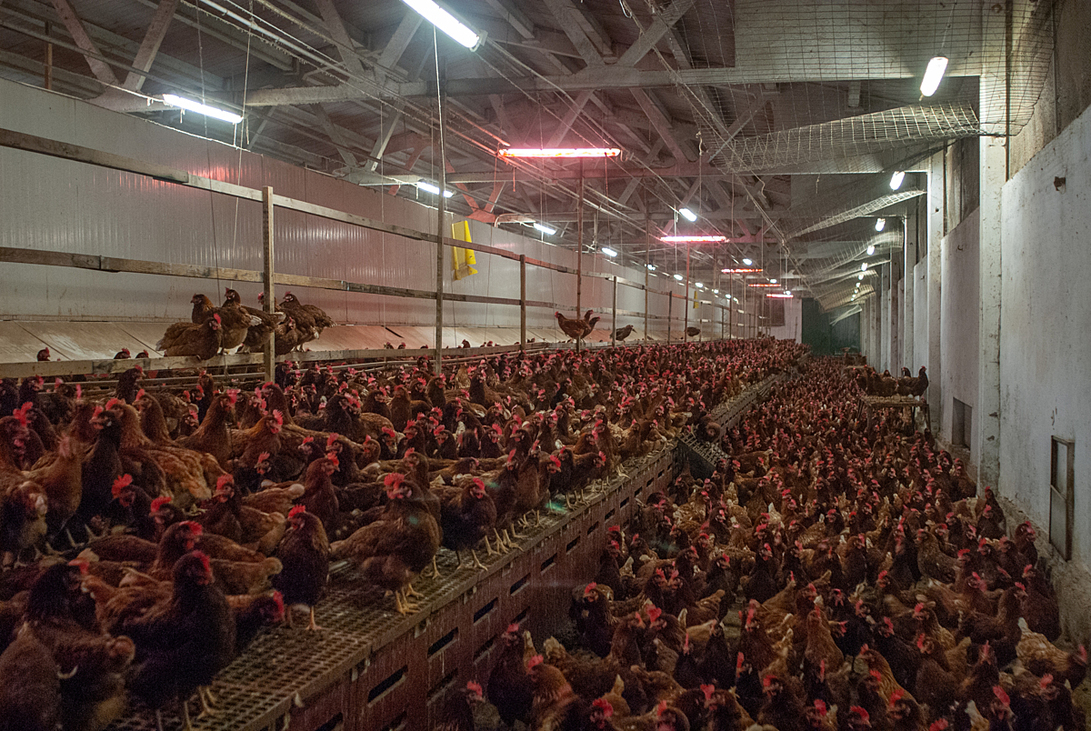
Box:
left=527, top=655, right=543, bottom=669
left=890, top=688, right=905, bottom=705
left=216, top=474, right=233, bottom=492
left=701, top=684, right=715, bottom=701
left=466, top=681, right=483, bottom=696
left=592, top=698, right=613, bottom=717
left=111, top=474, right=134, bottom=497
left=851, top=706, right=869, bottom=721
left=13, top=402, right=31, bottom=426
left=180, top=520, right=204, bottom=537
left=506, top=623, right=519, bottom=634
left=288, top=505, right=306, bottom=519
left=584, top=582, right=597, bottom=596
left=993, top=686, right=1010, bottom=706
left=271, top=590, right=285, bottom=615
left=815, top=699, right=827, bottom=715
left=150, top=496, right=172, bottom=512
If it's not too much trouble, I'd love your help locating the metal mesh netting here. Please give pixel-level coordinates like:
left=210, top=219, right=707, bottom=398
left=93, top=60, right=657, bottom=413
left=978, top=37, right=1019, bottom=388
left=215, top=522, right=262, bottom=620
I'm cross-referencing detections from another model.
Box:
left=711, top=104, right=981, bottom=173
left=671, top=0, right=1057, bottom=173
left=784, top=190, right=927, bottom=240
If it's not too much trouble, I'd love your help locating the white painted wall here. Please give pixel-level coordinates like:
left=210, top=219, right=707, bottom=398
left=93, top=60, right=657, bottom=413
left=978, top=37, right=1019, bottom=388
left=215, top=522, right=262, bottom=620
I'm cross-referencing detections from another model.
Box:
left=999, top=103, right=1091, bottom=580
left=939, top=210, right=980, bottom=447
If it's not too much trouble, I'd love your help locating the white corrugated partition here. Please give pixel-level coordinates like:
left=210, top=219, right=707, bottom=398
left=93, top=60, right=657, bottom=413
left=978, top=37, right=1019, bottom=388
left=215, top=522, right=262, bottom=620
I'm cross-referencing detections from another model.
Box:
left=0, top=78, right=745, bottom=350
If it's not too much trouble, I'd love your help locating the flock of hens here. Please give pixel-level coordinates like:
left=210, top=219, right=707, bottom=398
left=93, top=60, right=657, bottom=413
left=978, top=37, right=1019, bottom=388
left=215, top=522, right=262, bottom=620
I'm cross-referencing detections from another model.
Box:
left=156, top=289, right=333, bottom=359
left=0, top=332, right=798, bottom=731
left=434, top=362, right=1087, bottom=731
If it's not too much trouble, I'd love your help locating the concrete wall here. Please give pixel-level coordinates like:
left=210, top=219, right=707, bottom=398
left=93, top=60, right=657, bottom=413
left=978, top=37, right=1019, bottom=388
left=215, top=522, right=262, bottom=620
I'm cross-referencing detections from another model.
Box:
left=938, top=210, right=980, bottom=447
left=998, top=103, right=1091, bottom=639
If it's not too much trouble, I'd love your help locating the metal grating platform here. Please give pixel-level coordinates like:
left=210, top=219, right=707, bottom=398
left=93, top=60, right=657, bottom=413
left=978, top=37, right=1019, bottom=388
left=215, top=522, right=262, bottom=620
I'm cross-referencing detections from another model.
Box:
left=103, top=375, right=781, bottom=731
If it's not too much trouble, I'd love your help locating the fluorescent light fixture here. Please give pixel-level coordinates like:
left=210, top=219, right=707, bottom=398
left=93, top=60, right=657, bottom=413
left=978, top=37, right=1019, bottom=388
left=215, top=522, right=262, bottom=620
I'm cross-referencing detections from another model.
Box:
left=647, top=264, right=657, bottom=271
left=861, top=262, right=868, bottom=271
left=679, top=207, right=697, bottom=222
left=499, top=147, right=621, bottom=158
left=769, top=278, right=778, bottom=284
left=748, top=283, right=780, bottom=288
left=532, top=222, right=557, bottom=235
left=162, top=94, right=243, bottom=124
left=920, top=56, right=949, bottom=96
left=875, top=218, right=886, bottom=232
left=417, top=181, right=454, bottom=198
left=867, top=244, right=876, bottom=255
left=600, top=246, right=618, bottom=258
left=399, top=0, right=482, bottom=50
left=890, top=171, right=905, bottom=190
left=766, top=293, right=793, bottom=299
left=742, top=258, right=753, bottom=266
left=660, top=235, right=727, bottom=243
left=673, top=273, right=684, bottom=281
left=713, top=289, right=719, bottom=294
left=695, top=282, right=704, bottom=288
left=858, top=273, right=865, bottom=280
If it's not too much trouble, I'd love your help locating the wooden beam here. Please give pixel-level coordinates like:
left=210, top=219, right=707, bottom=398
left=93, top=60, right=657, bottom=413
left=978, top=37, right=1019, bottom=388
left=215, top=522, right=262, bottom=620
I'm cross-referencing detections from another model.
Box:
left=49, top=0, right=119, bottom=86
left=312, top=0, right=366, bottom=76
left=121, top=0, right=178, bottom=91
left=631, top=88, right=690, bottom=163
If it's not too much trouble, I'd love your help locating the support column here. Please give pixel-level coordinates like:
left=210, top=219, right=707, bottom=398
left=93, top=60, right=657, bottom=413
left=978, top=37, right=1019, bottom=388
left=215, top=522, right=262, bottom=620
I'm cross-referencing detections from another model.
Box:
left=976, top=1, right=1009, bottom=488
left=519, top=255, right=527, bottom=350
left=683, top=244, right=691, bottom=340
left=903, top=212, right=916, bottom=371
left=611, top=276, right=618, bottom=347
left=261, top=186, right=275, bottom=383
left=666, top=294, right=672, bottom=343
left=927, top=151, right=944, bottom=429
left=434, top=88, right=447, bottom=375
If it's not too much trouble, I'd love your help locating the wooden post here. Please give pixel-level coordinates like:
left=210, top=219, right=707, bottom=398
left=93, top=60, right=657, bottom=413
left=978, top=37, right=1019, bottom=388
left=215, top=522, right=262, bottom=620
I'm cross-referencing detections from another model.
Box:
left=44, top=23, right=53, bottom=91
left=261, top=186, right=275, bottom=383
left=643, top=207, right=650, bottom=343
left=519, top=254, right=527, bottom=350
left=667, top=293, right=672, bottom=343
left=575, top=161, right=584, bottom=351
left=683, top=243, right=691, bottom=340
left=611, top=275, right=618, bottom=347
left=434, top=86, right=446, bottom=375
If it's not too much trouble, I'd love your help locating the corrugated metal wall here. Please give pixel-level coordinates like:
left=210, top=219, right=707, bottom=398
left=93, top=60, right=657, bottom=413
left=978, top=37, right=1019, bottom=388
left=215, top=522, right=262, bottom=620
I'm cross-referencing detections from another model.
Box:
left=0, top=78, right=738, bottom=337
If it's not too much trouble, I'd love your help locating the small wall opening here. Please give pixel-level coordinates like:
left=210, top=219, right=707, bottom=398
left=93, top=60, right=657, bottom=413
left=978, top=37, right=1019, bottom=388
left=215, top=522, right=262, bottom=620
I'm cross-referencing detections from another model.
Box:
left=1049, top=437, right=1075, bottom=560
left=952, top=398, right=971, bottom=449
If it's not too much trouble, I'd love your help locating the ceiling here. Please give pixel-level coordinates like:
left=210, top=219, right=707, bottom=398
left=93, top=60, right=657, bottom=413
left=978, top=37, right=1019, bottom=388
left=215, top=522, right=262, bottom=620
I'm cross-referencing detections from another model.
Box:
left=0, top=0, right=1055, bottom=311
